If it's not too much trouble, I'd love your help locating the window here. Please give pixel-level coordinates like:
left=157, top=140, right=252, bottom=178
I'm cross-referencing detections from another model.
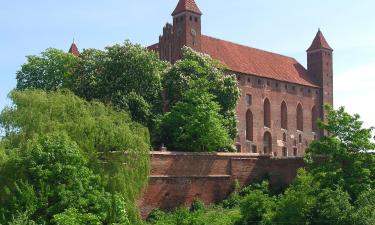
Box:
left=246, top=94, right=252, bottom=106
left=263, top=132, right=272, bottom=154
left=258, top=79, right=262, bottom=85
left=247, top=77, right=251, bottom=83
left=282, top=147, right=288, bottom=157
left=299, top=134, right=302, bottom=143
left=293, top=148, right=298, bottom=156
left=264, top=98, right=271, bottom=128
left=281, top=101, right=288, bottom=129
left=267, top=81, right=270, bottom=86
left=311, top=106, right=318, bottom=132
left=246, top=110, right=253, bottom=141
left=275, top=82, right=279, bottom=88
left=293, top=140, right=297, bottom=146
left=297, top=103, right=303, bottom=131
left=252, top=145, right=257, bottom=153
left=195, top=17, right=198, bottom=22
left=190, top=16, right=192, bottom=21
left=283, top=133, right=287, bottom=142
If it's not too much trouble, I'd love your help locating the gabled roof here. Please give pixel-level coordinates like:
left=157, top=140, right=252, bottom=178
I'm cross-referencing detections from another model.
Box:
left=307, top=30, right=332, bottom=52
left=172, top=0, right=202, bottom=16
left=200, top=35, right=318, bottom=87
left=68, top=42, right=80, bottom=56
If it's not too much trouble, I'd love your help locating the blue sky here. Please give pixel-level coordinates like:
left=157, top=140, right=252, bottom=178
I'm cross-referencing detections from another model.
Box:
left=1, top=0, right=374, bottom=128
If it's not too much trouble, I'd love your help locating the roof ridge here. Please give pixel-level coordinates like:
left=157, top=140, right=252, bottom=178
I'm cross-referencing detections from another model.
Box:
left=201, top=35, right=298, bottom=61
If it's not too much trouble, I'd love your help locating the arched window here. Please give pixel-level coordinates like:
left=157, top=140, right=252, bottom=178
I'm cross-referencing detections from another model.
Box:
left=282, top=147, right=288, bottom=157
left=246, top=110, right=253, bottom=141
left=263, top=131, right=272, bottom=154
left=283, top=133, right=287, bottom=142
left=297, top=103, right=303, bottom=131
left=281, top=101, right=288, bottom=129
left=312, top=106, right=318, bottom=132
left=264, top=98, right=271, bottom=128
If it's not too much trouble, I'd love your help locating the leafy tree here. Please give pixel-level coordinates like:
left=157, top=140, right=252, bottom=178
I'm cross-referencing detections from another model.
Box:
left=0, top=132, right=130, bottom=224
left=163, top=47, right=240, bottom=139
left=306, top=105, right=375, bottom=199
left=352, top=189, right=375, bottom=225
left=160, top=86, right=233, bottom=152
left=72, top=41, right=169, bottom=127
left=0, top=90, right=150, bottom=224
left=16, top=48, right=78, bottom=91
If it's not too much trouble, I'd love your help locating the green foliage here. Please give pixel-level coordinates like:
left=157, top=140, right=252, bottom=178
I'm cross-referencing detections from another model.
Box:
left=0, top=133, right=130, bottom=224
left=16, top=48, right=78, bottom=91
left=72, top=41, right=168, bottom=127
left=190, top=199, right=206, bottom=212
left=306, top=105, right=375, bottom=199
left=163, top=47, right=240, bottom=140
left=0, top=90, right=149, bottom=224
left=160, top=87, right=233, bottom=152
left=352, top=189, right=375, bottom=225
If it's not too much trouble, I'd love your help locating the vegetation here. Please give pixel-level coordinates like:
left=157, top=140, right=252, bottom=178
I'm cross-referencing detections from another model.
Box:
left=0, top=90, right=150, bottom=224
left=148, top=106, right=375, bottom=225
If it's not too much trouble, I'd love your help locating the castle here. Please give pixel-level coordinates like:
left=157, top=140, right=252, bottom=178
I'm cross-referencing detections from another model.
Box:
left=148, top=0, right=333, bottom=157
left=69, top=0, right=333, bottom=157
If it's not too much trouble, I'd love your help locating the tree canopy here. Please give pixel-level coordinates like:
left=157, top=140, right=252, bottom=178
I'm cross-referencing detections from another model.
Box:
left=0, top=90, right=150, bottom=224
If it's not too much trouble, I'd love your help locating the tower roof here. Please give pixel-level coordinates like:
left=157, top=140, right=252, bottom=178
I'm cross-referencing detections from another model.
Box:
left=307, top=30, right=333, bottom=52
left=172, top=0, right=202, bottom=16
left=68, top=42, right=80, bottom=56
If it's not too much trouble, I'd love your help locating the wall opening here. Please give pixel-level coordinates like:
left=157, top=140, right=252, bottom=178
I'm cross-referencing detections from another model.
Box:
left=263, top=131, right=272, bottom=154
left=281, top=101, right=288, bottom=129
left=264, top=98, right=271, bottom=128
left=246, top=110, right=253, bottom=141
left=297, top=103, right=303, bottom=131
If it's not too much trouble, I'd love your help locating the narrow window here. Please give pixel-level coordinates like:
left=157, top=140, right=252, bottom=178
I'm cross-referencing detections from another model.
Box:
left=264, top=98, right=271, bottom=128
left=299, top=134, right=302, bottom=143
left=283, top=133, right=287, bottom=142
left=263, top=132, right=272, bottom=154
left=297, top=103, right=303, bottom=131
left=252, top=145, right=257, bottom=153
left=281, top=101, right=288, bottom=129
left=282, top=147, right=288, bottom=157
left=246, top=94, right=252, bottom=107
left=246, top=110, right=253, bottom=141
left=293, top=148, right=298, bottom=156
left=311, top=106, right=318, bottom=132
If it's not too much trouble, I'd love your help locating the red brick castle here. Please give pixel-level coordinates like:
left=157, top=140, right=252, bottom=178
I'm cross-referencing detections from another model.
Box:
left=148, top=0, right=333, bottom=157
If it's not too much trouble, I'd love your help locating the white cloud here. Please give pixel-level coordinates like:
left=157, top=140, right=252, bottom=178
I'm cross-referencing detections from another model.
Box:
left=334, top=62, right=375, bottom=130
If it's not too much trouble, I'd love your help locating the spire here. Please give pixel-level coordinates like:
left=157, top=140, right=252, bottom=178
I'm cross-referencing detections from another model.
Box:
left=172, top=0, right=202, bottom=16
left=68, top=40, right=80, bottom=56
left=307, top=29, right=333, bottom=52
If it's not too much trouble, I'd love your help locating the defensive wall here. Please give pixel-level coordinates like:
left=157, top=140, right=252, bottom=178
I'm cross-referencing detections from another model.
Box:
left=138, top=151, right=305, bottom=218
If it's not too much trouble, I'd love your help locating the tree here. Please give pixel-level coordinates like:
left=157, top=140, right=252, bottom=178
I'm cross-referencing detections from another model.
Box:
left=16, top=48, right=78, bottom=91
left=163, top=47, right=240, bottom=140
left=160, top=86, right=233, bottom=152
left=0, top=90, right=150, bottom=224
left=72, top=41, right=168, bottom=127
left=352, top=189, right=375, bottom=225
left=306, top=105, right=375, bottom=199
left=0, top=132, right=130, bottom=224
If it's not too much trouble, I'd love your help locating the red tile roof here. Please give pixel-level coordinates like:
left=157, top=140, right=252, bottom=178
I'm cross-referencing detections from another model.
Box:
left=200, top=35, right=318, bottom=87
left=172, top=0, right=202, bottom=16
left=307, top=30, right=332, bottom=51
left=68, top=43, right=80, bottom=56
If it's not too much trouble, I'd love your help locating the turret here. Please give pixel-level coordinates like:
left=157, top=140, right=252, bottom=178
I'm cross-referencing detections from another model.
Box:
left=307, top=30, right=333, bottom=120
left=68, top=40, right=80, bottom=56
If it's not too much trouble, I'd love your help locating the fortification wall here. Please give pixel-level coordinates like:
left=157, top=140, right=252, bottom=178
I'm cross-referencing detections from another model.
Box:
left=138, top=152, right=304, bottom=218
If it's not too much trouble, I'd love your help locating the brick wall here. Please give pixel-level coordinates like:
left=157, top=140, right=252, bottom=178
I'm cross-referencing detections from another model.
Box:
left=138, top=151, right=304, bottom=218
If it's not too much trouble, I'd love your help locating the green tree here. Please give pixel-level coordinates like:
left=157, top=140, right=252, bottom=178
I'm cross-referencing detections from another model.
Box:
left=0, top=133, right=130, bottom=224
left=352, top=189, right=375, bottom=225
left=160, top=86, right=233, bottom=152
left=0, top=90, right=149, bottom=224
left=16, top=48, right=78, bottom=91
left=163, top=47, right=240, bottom=139
left=306, top=105, right=375, bottom=199
left=72, top=41, right=168, bottom=127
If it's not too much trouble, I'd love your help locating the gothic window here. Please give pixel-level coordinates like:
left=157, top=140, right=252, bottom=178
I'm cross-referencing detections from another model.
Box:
left=312, top=106, right=318, bottom=132
left=263, top=131, right=272, bottom=154
left=246, top=94, right=252, bottom=107
left=264, top=98, right=271, bottom=128
left=293, top=147, right=298, bottom=156
left=297, top=103, right=303, bottom=131
left=246, top=110, right=253, bottom=141
left=299, top=134, right=302, bottom=143
left=252, top=145, right=257, bottom=153
left=283, top=133, right=287, bottom=142
left=282, top=147, right=288, bottom=157
left=281, top=101, right=288, bottom=129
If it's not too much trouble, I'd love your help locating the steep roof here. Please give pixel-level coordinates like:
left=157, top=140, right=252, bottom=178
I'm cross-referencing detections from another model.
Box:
left=68, top=42, right=80, bottom=56
left=307, top=30, right=332, bottom=52
left=172, top=0, right=202, bottom=16
left=200, top=35, right=318, bottom=87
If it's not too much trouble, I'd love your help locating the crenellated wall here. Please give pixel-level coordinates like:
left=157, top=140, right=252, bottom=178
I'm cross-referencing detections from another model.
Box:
left=138, top=152, right=304, bottom=218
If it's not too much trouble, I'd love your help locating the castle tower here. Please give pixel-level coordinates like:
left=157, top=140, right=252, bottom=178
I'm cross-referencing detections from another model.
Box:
left=307, top=30, right=333, bottom=121
left=68, top=40, right=80, bottom=56
left=171, top=0, right=202, bottom=63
